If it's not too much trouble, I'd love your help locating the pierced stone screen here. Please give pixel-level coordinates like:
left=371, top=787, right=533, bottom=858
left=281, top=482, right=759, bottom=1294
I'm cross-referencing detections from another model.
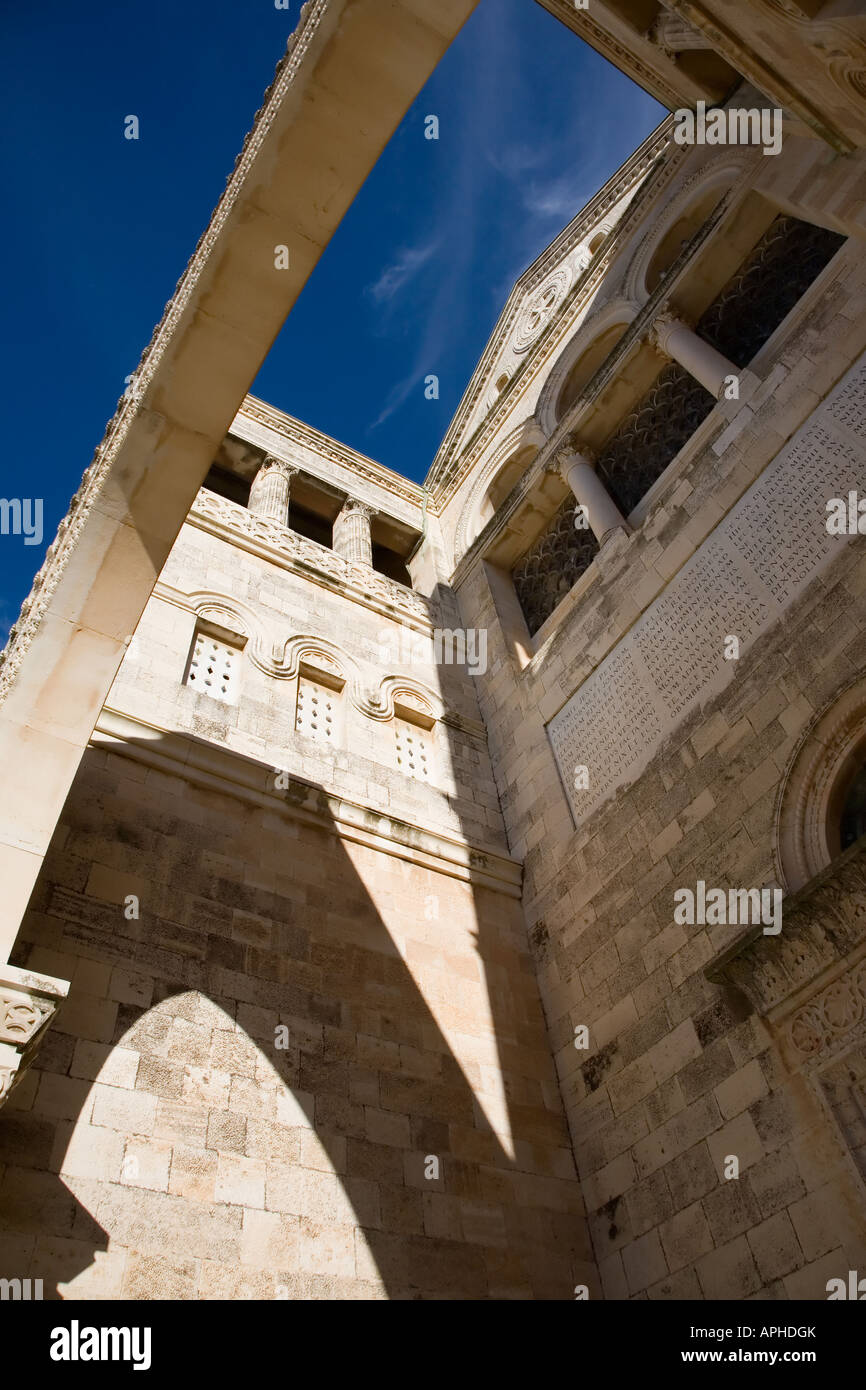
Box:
left=185, top=630, right=241, bottom=705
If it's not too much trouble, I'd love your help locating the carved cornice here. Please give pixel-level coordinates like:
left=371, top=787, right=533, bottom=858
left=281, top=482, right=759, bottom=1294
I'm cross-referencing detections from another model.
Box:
left=236, top=397, right=426, bottom=512
left=424, top=121, right=676, bottom=507
left=90, top=709, right=519, bottom=894
left=706, top=840, right=866, bottom=1047
left=0, top=964, right=70, bottom=1109
left=538, top=1, right=700, bottom=111
left=188, top=487, right=432, bottom=630
left=0, top=1, right=331, bottom=707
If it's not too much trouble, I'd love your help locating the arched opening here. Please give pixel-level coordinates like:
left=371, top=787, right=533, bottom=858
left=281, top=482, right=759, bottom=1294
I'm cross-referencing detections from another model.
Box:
left=777, top=679, right=866, bottom=891
left=587, top=231, right=606, bottom=256
left=471, top=446, right=538, bottom=541
left=645, top=185, right=728, bottom=294
left=836, top=754, right=866, bottom=856
left=554, top=323, right=630, bottom=423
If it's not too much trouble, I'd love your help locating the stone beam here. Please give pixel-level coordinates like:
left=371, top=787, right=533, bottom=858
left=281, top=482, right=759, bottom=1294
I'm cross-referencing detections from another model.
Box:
left=537, top=0, right=866, bottom=153
left=0, top=0, right=479, bottom=961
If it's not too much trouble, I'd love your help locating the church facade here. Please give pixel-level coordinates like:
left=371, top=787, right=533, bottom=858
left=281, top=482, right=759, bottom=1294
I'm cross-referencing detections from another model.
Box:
left=1, top=1, right=866, bottom=1301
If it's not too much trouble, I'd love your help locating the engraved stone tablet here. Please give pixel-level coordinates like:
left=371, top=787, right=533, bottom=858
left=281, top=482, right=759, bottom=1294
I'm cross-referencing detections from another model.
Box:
left=549, top=354, right=866, bottom=826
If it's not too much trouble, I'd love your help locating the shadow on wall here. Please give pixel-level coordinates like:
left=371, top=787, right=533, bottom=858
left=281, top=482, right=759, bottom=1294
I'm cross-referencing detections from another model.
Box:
left=0, top=729, right=593, bottom=1300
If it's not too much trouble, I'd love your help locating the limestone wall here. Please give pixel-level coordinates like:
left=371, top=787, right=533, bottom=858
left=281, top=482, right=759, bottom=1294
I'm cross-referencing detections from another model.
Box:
left=0, top=739, right=593, bottom=1299
left=452, top=241, right=866, bottom=1295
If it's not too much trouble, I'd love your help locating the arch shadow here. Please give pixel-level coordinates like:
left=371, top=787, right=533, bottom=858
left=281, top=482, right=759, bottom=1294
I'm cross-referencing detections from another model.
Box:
left=0, top=718, right=592, bottom=1301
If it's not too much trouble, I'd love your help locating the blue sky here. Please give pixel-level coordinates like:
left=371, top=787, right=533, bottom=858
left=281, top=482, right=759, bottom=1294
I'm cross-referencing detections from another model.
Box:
left=0, top=0, right=661, bottom=638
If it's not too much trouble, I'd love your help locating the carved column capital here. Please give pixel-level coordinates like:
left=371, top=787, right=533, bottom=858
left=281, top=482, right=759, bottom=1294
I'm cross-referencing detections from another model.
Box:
left=259, top=454, right=298, bottom=479
left=549, top=440, right=626, bottom=546
left=649, top=306, right=739, bottom=400
left=649, top=307, right=689, bottom=356
left=549, top=439, right=595, bottom=478
left=339, top=497, right=377, bottom=522
left=0, top=964, right=69, bottom=1109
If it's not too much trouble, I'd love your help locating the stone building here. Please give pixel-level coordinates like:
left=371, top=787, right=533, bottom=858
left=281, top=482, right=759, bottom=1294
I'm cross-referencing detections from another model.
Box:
left=1, top=0, right=865, bottom=1300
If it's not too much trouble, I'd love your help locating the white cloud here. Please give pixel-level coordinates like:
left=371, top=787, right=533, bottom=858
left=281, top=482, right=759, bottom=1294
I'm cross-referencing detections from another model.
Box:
left=366, top=240, right=439, bottom=305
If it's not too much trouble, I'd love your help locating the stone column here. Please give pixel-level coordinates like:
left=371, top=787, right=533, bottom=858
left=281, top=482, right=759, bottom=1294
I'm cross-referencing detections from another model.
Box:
left=248, top=455, right=297, bottom=525
left=333, top=498, right=376, bottom=566
left=649, top=310, right=739, bottom=400
left=552, top=443, right=628, bottom=544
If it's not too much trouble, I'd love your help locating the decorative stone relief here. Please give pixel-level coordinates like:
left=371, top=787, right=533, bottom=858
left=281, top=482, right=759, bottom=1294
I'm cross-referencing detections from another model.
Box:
left=189, top=488, right=431, bottom=624
left=512, top=269, right=572, bottom=353
left=706, top=839, right=866, bottom=1022
left=789, top=964, right=866, bottom=1057
left=0, top=965, right=70, bottom=1108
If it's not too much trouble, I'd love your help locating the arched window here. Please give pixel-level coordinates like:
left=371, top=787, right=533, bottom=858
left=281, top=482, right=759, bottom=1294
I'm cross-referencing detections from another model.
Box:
left=777, top=679, right=866, bottom=891
left=839, top=759, right=866, bottom=853
left=468, top=445, right=538, bottom=544
left=554, top=323, right=630, bottom=423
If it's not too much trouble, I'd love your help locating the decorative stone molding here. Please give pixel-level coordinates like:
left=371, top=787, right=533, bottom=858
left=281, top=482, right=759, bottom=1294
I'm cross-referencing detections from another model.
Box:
left=0, top=0, right=332, bottom=709
left=426, top=122, right=676, bottom=507
left=187, top=488, right=431, bottom=628
left=621, top=154, right=760, bottom=305
left=535, top=300, right=639, bottom=439
left=236, top=397, right=425, bottom=513
left=91, top=709, right=519, bottom=895
left=452, top=420, right=546, bottom=562
left=0, top=964, right=70, bottom=1107
left=538, top=0, right=689, bottom=111
left=154, top=587, right=455, bottom=736
left=706, top=840, right=866, bottom=1056
left=776, top=674, right=866, bottom=892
